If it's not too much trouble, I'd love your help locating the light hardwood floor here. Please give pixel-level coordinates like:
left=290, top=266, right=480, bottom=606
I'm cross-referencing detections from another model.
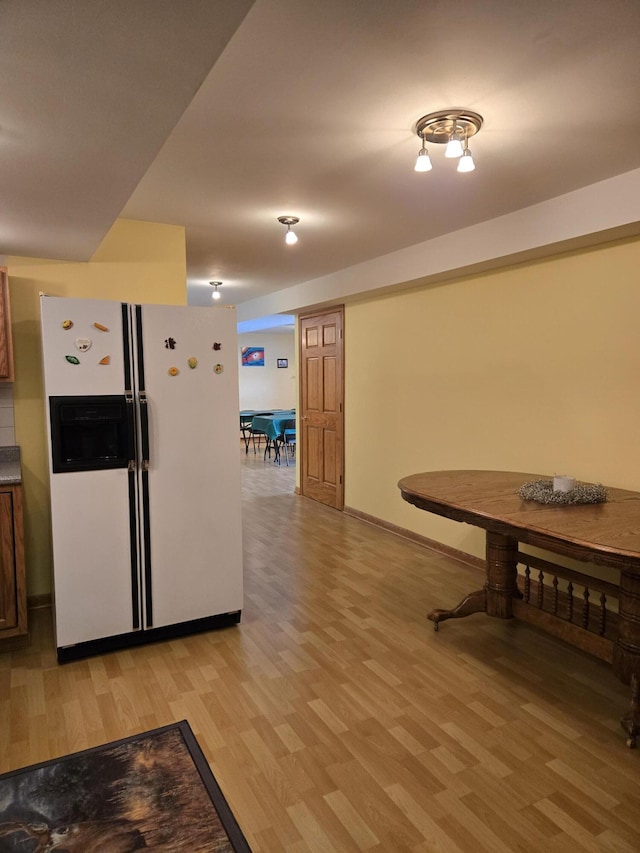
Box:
left=2, top=447, right=640, bottom=851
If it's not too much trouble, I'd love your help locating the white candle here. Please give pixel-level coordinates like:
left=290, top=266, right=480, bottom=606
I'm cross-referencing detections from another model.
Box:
left=553, top=475, right=576, bottom=493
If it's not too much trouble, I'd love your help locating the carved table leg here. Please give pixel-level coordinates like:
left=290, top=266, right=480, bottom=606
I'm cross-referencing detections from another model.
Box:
left=620, top=674, right=639, bottom=749
left=613, top=569, right=640, bottom=747
left=485, top=531, right=519, bottom=618
left=427, top=532, right=520, bottom=630
left=428, top=588, right=487, bottom=631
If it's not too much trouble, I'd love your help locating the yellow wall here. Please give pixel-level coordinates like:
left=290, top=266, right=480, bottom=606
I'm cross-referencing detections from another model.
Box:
left=344, top=235, right=640, bottom=562
left=7, top=219, right=187, bottom=597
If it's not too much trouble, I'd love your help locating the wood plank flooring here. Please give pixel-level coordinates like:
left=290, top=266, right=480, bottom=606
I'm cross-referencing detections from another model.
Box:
left=2, top=446, right=639, bottom=851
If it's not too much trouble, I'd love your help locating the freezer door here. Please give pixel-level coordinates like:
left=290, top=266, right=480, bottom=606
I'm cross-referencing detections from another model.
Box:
left=40, top=296, right=129, bottom=396
left=41, top=297, right=141, bottom=647
left=136, top=304, right=243, bottom=629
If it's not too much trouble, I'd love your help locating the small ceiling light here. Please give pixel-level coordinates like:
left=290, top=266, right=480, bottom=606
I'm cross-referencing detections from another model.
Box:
left=457, top=138, right=475, bottom=173
left=278, top=215, right=299, bottom=245
left=210, top=281, right=222, bottom=300
left=413, top=109, right=483, bottom=173
left=414, top=134, right=432, bottom=172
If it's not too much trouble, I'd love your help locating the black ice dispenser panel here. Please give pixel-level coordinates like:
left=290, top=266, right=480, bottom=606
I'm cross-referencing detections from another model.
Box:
left=49, top=395, right=131, bottom=473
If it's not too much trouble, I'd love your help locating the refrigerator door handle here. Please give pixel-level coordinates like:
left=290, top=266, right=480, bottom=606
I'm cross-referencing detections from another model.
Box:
left=125, top=392, right=136, bottom=470
left=138, top=389, right=153, bottom=627
left=139, top=391, right=150, bottom=470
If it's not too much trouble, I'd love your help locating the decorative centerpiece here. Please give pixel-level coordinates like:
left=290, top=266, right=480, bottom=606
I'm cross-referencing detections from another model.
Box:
left=518, top=478, right=607, bottom=505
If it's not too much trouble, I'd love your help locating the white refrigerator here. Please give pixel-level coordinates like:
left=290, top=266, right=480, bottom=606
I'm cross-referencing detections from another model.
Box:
left=40, top=296, right=243, bottom=661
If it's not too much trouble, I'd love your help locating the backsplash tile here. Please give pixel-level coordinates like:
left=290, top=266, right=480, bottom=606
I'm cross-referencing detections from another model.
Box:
left=0, top=384, right=14, bottom=406
left=0, top=425, right=16, bottom=446
left=0, top=385, right=15, bottom=446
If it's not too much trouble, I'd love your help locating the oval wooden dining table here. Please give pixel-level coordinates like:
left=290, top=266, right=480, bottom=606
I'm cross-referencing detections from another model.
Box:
left=398, top=469, right=640, bottom=747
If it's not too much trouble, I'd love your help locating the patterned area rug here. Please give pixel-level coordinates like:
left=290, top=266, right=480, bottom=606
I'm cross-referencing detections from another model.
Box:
left=0, top=720, right=251, bottom=851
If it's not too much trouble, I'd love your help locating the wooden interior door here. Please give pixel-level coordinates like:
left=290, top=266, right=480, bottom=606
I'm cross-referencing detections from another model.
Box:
left=299, top=307, right=344, bottom=509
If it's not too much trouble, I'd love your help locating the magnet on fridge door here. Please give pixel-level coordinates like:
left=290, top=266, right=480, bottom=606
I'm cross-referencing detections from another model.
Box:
left=213, top=342, right=222, bottom=351
left=99, top=356, right=110, bottom=365
left=65, top=355, right=80, bottom=365
left=165, top=337, right=177, bottom=350
left=168, top=366, right=179, bottom=376
left=93, top=322, right=109, bottom=332
left=213, top=363, right=224, bottom=374
left=75, top=337, right=92, bottom=352
left=188, top=357, right=198, bottom=369
left=62, top=319, right=73, bottom=330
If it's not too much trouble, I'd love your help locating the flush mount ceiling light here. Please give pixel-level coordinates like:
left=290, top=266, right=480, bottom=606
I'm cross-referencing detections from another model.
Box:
left=209, top=281, right=222, bottom=300
left=277, top=215, right=299, bottom=245
left=414, top=109, right=483, bottom=174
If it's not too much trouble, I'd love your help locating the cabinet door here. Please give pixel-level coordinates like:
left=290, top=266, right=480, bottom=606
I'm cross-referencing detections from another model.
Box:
left=0, top=267, right=14, bottom=381
left=0, top=491, right=17, bottom=630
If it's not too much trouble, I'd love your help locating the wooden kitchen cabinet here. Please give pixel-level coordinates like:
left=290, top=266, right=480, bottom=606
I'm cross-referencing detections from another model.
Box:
left=0, top=266, right=14, bottom=381
left=0, top=485, right=27, bottom=649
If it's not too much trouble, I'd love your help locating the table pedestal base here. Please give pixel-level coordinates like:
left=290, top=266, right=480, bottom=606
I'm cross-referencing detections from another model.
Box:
left=426, top=536, right=640, bottom=747
left=620, top=674, right=639, bottom=748
left=428, top=588, right=486, bottom=631
left=427, top=532, right=522, bottom=630
left=613, top=571, right=640, bottom=746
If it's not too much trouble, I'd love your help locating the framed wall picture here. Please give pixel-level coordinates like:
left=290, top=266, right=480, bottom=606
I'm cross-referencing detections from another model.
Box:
left=277, top=358, right=288, bottom=368
left=241, top=346, right=265, bottom=367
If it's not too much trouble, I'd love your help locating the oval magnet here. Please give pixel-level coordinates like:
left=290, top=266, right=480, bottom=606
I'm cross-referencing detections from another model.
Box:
left=188, top=357, right=198, bottom=369
left=65, top=355, right=80, bottom=365
left=93, top=322, right=109, bottom=332
left=213, top=363, right=224, bottom=374
left=75, top=337, right=92, bottom=352
left=62, top=319, right=73, bottom=330
left=168, top=366, right=179, bottom=376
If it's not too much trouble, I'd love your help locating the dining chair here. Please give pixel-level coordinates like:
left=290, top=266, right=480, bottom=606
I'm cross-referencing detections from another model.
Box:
left=239, top=413, right=254, bottom=454
left=251, top=413, right=273, bottom=455
left=276, top=418, right=296, bottom=466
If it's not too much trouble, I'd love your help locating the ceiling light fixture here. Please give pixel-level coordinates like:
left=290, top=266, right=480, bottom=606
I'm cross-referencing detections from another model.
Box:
left=414, top=109, right=483, bottom=173
left=277, top=215, right=299, bottom=245
left=210, top=281, right=222, bottom=300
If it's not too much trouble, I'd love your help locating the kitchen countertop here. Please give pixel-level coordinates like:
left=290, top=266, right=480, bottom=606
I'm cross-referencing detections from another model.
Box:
left=0, top=446, right=21, bottom=485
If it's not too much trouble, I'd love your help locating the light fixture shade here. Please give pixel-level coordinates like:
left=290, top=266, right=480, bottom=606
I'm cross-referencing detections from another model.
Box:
left=210, top=281, right=222, bottom=300
left=457, top=149, right=475, bottom=172
left=444, top=136, right=464, bottom=158
left=285, top=229, right=298, bottom=245
left=212, top=289, right=221, bottom=300
left=414, top=150, right=433, bottom=172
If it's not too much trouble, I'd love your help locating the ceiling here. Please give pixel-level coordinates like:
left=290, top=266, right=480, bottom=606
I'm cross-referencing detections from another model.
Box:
left=2, top=0, right=640, bottom=312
